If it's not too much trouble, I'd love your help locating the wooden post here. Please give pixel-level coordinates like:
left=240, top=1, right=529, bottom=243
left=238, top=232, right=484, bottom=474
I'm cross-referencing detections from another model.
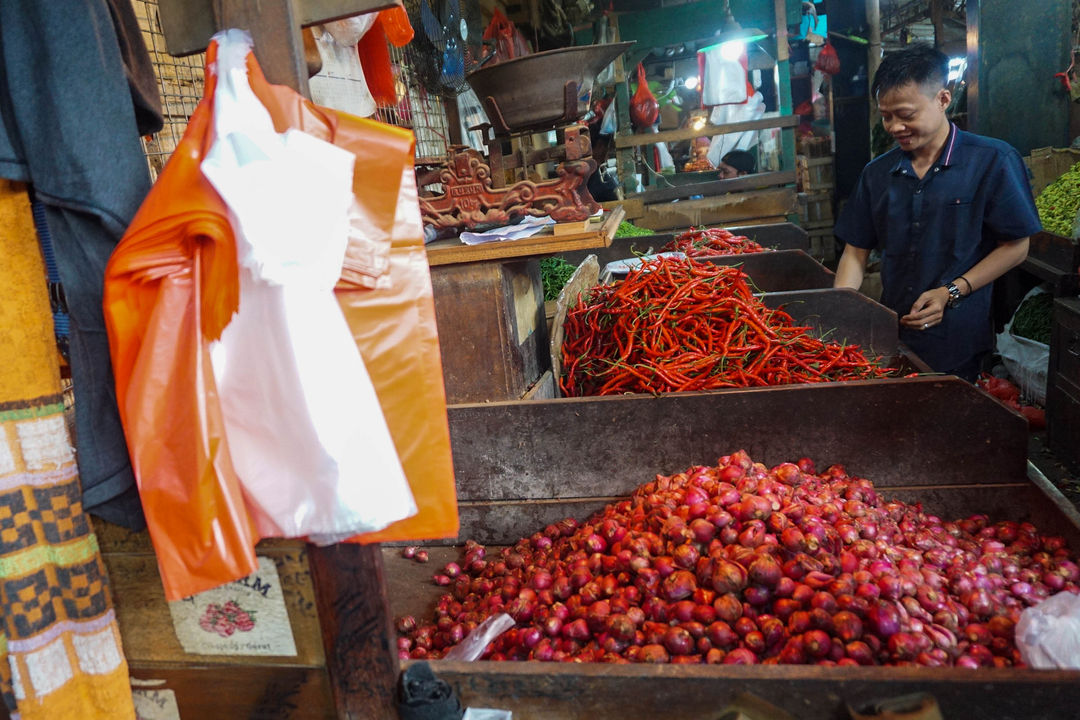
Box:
left=930, top=0, right=945, bottom=50
left=309, top=543, right=400, bottom=719
left=610, top=14, right=637, bottom=197
left=213, top=0, right=310, bottom=95
left=209, top=3, right=402, bottom=717
left=773, top=0, right=795, bottom=175
left=866, top=0, right=882, bottom=141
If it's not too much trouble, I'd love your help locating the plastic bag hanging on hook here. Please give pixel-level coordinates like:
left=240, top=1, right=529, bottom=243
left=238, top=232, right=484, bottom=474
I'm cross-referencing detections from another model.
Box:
left=106, top=31, right=455, bottom=601
left=630, top=62, right=659, bottom=130
left=242, top=31, right=459, bottom=545
left=815, top=41, right=840, bottom=75
left=104, top=40, right=258, bottom=602
left=201, top=29, right=416, bottom=543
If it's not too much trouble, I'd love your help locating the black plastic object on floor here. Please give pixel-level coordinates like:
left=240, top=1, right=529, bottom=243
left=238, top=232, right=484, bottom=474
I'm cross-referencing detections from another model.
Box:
left=398, top=661, right=464, bottom=720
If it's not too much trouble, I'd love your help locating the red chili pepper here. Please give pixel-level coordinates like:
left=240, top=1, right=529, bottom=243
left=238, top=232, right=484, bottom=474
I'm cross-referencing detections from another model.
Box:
left=558, top=255, right=893, bottom=397
left=661, top=226, right=768, bottom=257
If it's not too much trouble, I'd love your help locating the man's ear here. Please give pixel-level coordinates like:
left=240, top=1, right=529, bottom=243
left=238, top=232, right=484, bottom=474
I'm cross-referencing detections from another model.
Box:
left=938, top=88, right=952, bottom=111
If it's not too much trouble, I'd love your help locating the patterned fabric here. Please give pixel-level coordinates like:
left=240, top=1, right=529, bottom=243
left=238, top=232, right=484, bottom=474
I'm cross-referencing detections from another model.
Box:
left=0, top=179, right=134, bottom=719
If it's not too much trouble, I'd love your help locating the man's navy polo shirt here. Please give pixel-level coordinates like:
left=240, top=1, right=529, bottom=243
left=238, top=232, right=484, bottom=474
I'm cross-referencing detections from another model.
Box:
left=835, top=123, right=1041, bottom=372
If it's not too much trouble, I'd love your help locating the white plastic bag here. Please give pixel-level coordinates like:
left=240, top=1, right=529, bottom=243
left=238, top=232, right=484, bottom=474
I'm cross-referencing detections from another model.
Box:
left=1017, top=591, right=1080, bottom=668
left=706, top=92, right=766, bottom=167
left=456, top=86, right=490, bottom=153
left=701, top=44, right=748, bottom=106
left=997, top=284, right=1050, bottom=405
left=308, top=21, right=377, bottom=118
left=200, top=29, right=416, bottom=542
left=442, top=613, right=515, bottom=661
left=600, top=98, right=617, bottom=135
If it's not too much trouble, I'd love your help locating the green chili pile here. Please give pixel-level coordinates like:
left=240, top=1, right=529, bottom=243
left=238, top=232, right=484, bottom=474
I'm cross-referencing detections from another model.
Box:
left=1011, top=292, right=1053, bottom=345
left=540, top=257, right=579, bottom=302
left=559, top=256, right=891, bottom=396
left=615, top=220, right=654, bottom=238
left=1035, top=162, right=1080, bottom=238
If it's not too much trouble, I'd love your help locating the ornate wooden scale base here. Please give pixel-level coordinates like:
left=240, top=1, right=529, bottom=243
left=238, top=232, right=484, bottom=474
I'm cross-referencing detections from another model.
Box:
left=417, top=118, right=600, bottom=232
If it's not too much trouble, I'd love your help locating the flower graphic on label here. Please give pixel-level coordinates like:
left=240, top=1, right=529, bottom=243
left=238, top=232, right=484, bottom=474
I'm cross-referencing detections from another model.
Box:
left=198, top=600, right=256, bottom=637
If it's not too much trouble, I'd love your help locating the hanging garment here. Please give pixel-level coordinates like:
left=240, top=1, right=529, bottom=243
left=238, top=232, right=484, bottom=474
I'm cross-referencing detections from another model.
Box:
left=0, top=0, right=163, bottom=530
left=0, top=180, right=135, bottom=720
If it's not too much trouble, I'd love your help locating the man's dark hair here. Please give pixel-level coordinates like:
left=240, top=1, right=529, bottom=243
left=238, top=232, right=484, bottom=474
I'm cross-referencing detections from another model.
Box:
left=870, top=43, right=949, bottom=99
left=721, top=150, right=756, bottom=175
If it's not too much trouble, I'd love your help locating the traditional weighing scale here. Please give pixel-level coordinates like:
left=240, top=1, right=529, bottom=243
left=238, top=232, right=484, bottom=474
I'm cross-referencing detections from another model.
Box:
left=418, top=41, right=634, bottom=231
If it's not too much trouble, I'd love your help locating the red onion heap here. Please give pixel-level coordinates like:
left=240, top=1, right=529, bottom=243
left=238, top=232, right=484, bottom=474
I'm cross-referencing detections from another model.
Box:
left=397, top=452, right=1079, bottom=666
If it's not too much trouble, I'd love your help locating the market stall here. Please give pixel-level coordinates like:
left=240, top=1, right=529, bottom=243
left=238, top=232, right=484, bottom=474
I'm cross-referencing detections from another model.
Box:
left=381, top=377, right=1080, bottom=719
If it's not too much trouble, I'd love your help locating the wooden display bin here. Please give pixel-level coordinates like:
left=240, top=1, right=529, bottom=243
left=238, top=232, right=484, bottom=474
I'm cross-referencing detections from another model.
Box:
left=1022, top=231, right=1080, bottom=297
left=1047, top=296, right=1080, bottom=472
left=96, top=528, right=338, bottom=718
left=381, top=378, right=1080, bottom=719
left=430, top=260, right=549, bottom=404
left=556, top=249, right=834, bottom=294
left=555, top=222, right=811, bottom=268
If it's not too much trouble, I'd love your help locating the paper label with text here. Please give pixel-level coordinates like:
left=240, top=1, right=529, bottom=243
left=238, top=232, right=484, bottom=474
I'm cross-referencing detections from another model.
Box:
left=168, top=555, right=297, bottom=656
left=133, top=688, right=181, bottom=720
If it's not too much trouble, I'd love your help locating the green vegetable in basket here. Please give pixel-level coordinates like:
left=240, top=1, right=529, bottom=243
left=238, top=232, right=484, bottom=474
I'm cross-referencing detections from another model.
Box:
left=1011, top=292, right=1053, bottom=345
left=540, top=257, right=578, bottom=302
left=614, top=220, right=654, bottom=238
left=1035, top=161, right=1080, bottom=238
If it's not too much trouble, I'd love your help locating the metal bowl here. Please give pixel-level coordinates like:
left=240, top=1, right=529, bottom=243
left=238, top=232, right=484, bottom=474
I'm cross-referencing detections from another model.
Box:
left=466, top=42, right=635, bottom=134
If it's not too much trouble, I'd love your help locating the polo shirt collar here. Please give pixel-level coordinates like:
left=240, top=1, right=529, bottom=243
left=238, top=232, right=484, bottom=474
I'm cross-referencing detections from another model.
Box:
left=890, top=122, right=960, bottom=175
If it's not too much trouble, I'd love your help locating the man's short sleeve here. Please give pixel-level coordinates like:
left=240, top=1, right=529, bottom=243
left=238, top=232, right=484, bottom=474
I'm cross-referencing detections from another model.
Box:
left=983, top=149, right=1042, bottom=243
left=834, top=169, right=877, bottom=250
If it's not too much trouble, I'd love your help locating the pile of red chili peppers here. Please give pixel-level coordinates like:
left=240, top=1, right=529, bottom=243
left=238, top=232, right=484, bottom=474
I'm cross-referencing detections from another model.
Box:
left=559, top=256, right=892, bottom=396
left=661, top=227, right=767, bottom=257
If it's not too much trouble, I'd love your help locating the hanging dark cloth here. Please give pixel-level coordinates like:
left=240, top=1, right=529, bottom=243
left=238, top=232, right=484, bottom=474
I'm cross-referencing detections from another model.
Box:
left=0, top=0, right=164, bottom=529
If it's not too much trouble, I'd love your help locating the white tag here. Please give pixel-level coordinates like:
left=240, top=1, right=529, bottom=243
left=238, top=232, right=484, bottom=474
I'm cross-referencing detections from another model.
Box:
left=168, top=556, right=297, bottom=656
left=133, top=688, right=181, bottom=720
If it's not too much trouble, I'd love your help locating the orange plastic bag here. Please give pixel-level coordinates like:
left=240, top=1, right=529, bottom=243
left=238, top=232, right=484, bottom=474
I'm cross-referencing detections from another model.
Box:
left=244, top=48, right=459, bottom=545
left=357, top=8, right=414, bottom=106
left=104, top=65, right=259, bottom=601
left=106, top=39, right=457, bottom=602
left=483, top=8, right=531, bottom=63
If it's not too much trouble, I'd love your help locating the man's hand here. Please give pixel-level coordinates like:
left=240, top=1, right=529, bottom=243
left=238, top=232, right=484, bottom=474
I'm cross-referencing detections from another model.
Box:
left=900, top=287, right=950, bottom=330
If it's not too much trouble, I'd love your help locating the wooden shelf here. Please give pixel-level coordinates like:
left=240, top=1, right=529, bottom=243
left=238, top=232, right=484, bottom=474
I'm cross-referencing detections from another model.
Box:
left=614, top=115, right=800, bottom=149
left=627, top=170, right=797, bottom=205
left=158, top=0, right=399, bottom=55
left=425, top=207, right=625, bottom=267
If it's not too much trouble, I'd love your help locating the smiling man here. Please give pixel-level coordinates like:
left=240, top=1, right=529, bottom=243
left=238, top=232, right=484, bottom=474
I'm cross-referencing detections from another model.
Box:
left=833, top=43, right=1041, bottom=381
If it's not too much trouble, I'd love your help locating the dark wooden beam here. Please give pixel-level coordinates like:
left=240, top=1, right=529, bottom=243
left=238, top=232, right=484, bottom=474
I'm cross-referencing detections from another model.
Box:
left=309, top=543, right=400, bottom=719
left=615, top=115, right=800, bottom=149
left=627, top=170, right=797, bottom=204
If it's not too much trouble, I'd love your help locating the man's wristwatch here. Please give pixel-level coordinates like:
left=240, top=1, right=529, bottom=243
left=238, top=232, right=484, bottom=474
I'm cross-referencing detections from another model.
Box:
left=944, top=282, right=963, bottom=308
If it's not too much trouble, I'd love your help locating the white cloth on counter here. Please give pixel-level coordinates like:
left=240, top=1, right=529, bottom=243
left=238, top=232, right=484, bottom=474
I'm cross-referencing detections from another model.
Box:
left=459, top=215, right=555, bottom=245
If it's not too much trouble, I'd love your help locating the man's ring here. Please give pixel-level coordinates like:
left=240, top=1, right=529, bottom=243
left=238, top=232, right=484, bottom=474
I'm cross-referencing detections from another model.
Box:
left=923, top=323, right=929, bottom=330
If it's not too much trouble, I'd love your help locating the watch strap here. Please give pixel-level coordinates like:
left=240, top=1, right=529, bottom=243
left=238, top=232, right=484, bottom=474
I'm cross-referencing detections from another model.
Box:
left=945, top=282, right=962, bottom=308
